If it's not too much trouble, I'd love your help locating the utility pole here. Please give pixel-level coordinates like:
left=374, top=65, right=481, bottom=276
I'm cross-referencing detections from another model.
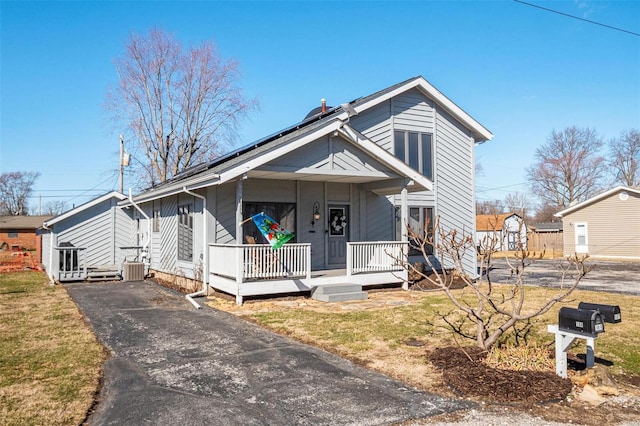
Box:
left=119, top=135, right=129, bottom=193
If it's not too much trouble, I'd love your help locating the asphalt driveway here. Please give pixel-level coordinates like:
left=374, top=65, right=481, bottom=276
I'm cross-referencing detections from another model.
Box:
left=66, top=281, right=472, bottom=425
left=486, top=258, right=640, bottom=295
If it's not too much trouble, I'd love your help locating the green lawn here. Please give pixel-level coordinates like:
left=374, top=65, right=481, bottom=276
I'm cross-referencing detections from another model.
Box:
left=0, top=272, right=105, bottom=426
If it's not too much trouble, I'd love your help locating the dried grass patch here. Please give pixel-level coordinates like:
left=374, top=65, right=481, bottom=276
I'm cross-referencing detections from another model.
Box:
left=209, top=285, right=640, bottom=396
left=0, top=272, right=105, bottom=425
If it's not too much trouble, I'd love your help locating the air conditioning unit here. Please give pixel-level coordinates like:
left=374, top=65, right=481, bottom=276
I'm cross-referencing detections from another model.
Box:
left=123, top=262, right=145, bottom=281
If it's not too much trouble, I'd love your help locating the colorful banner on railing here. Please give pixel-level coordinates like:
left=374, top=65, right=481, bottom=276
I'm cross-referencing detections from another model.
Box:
left=251, top=212, right=295, bottom=250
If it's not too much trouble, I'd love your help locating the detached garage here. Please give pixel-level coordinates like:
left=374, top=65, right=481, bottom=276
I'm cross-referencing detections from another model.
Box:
left=554, top=186, right=640, bottom=259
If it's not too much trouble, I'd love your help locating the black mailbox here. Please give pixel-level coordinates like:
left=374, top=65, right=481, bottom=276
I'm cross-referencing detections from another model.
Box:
left=559, top=307, right=605, bottom=337
left=578, top=302, right=621, bottom=324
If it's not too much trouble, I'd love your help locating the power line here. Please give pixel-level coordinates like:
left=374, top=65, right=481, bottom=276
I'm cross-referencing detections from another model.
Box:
left=476, top=182, right=528, bottom=193
left=514, top=0, right=640, bottom=37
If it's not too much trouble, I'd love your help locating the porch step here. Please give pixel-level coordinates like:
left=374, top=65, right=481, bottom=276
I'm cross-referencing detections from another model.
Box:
left=311, top=283, right=368, bottom=303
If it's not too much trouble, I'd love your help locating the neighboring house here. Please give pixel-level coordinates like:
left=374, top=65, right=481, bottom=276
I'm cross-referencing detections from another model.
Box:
left=118, top=76, right=493, bottom=303
left=40, top=191, right=134, bottom=282
left=475, top=213, right=527, bottom=251
left=528, top=222, right=563, bottom=254
left=0, top=215, right=53, bottom=262
left=554, top=186, right=640, bottom=259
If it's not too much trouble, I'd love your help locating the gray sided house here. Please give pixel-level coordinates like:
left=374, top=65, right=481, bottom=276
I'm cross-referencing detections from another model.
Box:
left=555, top=186, right=640, bottom=259
left=40, top=191, right=134, bottom=281
left=121, top=76, right=493, bottom=303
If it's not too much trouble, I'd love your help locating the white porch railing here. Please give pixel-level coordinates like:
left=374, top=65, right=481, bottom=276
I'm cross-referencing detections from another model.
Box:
left=55, top=246, right=87, bottom=281
left=209, top=243, right=311, bottom=282
left=347, top=241, right=408, bottom=275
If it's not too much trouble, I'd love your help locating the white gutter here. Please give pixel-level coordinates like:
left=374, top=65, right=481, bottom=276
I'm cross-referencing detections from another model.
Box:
left=128, top=189, right=151, bottom=258
left=182, top=186, right=208, bottom=309
left=42, top=222, right=55, bottom=285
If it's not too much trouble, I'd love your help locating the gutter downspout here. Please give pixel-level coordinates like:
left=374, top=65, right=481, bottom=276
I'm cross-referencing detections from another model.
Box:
left=182, top=186, right=208, bottom=309
left=42, top=223, right=55, bottom=285
left=128, top=189, right=151, bottom=261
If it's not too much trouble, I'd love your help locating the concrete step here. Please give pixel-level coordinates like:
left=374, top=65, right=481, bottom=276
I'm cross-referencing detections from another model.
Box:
left=311, top=283, right=363, bottom=296
left=312, top=291, right=368, bottom=303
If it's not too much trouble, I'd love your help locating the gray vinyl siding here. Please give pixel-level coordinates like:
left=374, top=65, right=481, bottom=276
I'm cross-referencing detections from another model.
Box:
left=157, top=195, right=178, bottom=272
left=562, top=191, right=640, bottom=258
left=262, top=136, right=394, bottom=175
left=244, top=179, right=296, bottom=203
left=50, top=197, right=129, bottom=272
left=350, top=88, right=478, bottom=275
left=114, top=206, right=134, bottom=266
left=215, top=184, right=237, bottom=244
left=364, top=192, right=394, bottom=241
left=434, top=107, right=476, bottom=273
left=299, top=181, right=326, bottom=269
left=392, top=89, right=435, bottom=133
left=350, top=101, right=392, bottom=150
left=150, top=199, right=162, bottom=269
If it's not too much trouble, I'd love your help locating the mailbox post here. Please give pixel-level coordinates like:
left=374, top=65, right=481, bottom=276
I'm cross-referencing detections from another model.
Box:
left=548, top=303, right=621, bottom=379
left=548, top=307, right=605, bottom=378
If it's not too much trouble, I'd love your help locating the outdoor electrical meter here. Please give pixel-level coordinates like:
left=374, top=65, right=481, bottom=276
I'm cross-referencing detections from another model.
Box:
left=578, top=302, right=622, bottom=324
left=558, top=307, right=605, bottom=337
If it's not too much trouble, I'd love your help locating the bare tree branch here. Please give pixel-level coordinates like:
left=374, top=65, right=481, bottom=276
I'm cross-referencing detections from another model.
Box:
left=608, top=128, right=640, bottom=187
left=403, top=217, right=589, bottom=350
left=106, top=28, right=258, bottom=187
left=526, top=126, right=606, bottom=210
left=0, top=171, right=39, bottom=215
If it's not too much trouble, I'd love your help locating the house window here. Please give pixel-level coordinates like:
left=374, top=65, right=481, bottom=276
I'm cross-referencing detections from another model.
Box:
left=395, top=206, right=434, bottom=255
left=575, top=223, right=587, bottom=246
left=8, top=230, right=18, bottom=238
left=177, top=204, right=193, bottom=261
left=394, top=130, right=433, bottom=180
left=153, top=209, right=161, bottom=233
left=243, top=202, right=296, bottom=244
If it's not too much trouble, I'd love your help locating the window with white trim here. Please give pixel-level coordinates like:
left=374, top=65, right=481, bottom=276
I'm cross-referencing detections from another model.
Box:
left=394, top=130, right=433, bottom=180
left=575, top=222, right=587, bottom=246
left=396, top=206, right=434, bottom=255
left=153, top=209, right=161, bottom=233
left=177, top=204, right=193, bottom=261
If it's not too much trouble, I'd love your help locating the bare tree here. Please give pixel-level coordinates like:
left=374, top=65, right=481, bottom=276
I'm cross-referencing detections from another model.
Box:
left=532, top=200, right=562, bottom=223
left=406, top=219, right=588, bottom=350
left=42, top=200, right=68, bottom=216
left=0, top=172, right=39, bottom=215
left=503, top=192, right=530, bottom=221
left=476, top=199, right=504, bottom=215
left=527, top=126, right=606, bottom=210
left=608, top=129, right=640, bottom=187
left=106, top=28, right=258, bottom=186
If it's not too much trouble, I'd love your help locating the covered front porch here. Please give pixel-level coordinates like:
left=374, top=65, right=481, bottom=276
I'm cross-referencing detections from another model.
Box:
left=209, top=241, right=408, bottom=304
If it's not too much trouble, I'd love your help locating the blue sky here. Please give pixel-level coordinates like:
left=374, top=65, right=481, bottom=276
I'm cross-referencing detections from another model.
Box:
left=1, top=0, right=639, bottom=211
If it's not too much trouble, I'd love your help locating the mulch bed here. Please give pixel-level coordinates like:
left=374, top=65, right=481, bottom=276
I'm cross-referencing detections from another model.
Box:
left=428, top=346, right=573, bottom=405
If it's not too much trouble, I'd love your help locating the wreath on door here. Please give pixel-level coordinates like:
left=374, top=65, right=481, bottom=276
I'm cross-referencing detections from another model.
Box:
left=330, top=209, right=347, bottom=235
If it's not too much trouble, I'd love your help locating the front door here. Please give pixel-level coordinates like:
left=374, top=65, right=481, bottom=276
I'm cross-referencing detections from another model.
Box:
left=328, top=205, right=349, bottom=266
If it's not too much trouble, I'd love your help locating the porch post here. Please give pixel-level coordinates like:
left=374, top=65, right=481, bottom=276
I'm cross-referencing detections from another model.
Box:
left=236, top=177, right=244, bottom=245
left=401, top=183, right=409, bottom=290
left=235, top=178, right=244, bottom=305
left=400, top=184, right=408, bottom=242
